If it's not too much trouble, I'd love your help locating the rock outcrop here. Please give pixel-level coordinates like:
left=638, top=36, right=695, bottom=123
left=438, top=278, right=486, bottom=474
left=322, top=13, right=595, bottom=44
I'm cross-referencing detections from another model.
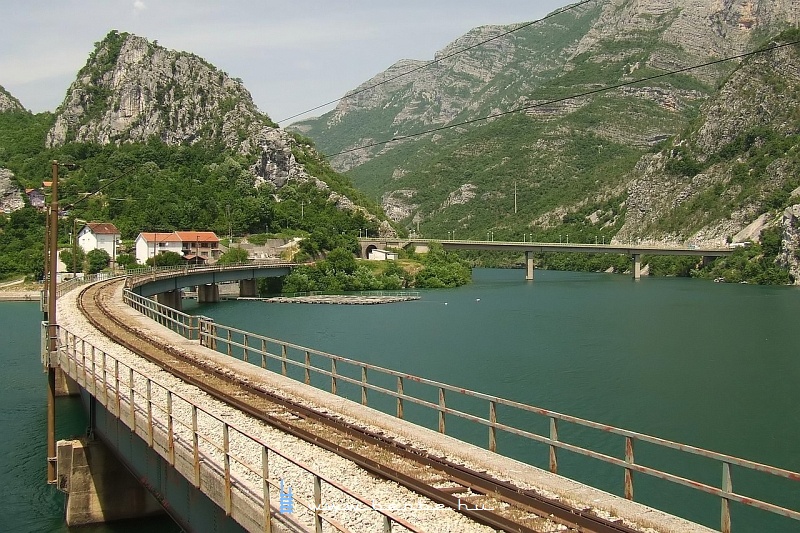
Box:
left=45, top=31, right=393, bottom=235
left=0, top=168, right=24, bottom=213
left=0, top=85, right=25, bottom=112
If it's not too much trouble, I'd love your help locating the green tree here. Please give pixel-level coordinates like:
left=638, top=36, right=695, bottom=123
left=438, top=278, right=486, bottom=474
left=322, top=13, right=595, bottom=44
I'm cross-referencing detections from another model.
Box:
left=60, top=247, right=86, bottom=273
left=86, top=249, right=111, bottom=274
left=218, top=247, right=250, bottom=264
left=115, top=253, right=138, bottom=270
left=146, top=251, right=183, bottom=267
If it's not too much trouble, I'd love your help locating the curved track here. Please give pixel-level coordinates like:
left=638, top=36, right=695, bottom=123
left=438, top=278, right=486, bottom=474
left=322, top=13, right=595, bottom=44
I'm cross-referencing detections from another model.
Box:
left=77, top=278, right=643, bottom=533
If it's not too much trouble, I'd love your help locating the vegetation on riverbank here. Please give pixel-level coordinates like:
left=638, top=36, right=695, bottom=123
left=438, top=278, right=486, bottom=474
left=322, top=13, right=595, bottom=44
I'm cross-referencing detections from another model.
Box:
left=269, top=243, right=471, bottom=294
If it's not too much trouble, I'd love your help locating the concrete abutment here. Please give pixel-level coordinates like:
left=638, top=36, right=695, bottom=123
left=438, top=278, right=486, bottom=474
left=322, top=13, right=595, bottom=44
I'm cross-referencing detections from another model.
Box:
left=57, top=438, right=164, bottom=527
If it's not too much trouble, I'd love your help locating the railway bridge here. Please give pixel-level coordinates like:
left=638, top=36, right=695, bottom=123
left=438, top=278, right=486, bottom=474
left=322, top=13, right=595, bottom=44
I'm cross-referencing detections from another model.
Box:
left=41, top=266, right=799, bottom=533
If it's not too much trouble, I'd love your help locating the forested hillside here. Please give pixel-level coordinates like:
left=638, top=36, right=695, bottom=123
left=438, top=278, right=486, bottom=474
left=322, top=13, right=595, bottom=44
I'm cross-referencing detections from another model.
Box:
left=0, top=32, right=393, bottom=282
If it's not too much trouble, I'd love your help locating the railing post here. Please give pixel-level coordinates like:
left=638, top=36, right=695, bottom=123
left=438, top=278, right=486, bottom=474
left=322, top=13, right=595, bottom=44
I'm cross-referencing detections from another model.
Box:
left=396, top=377, right=404, bottom=419
left=304, top=351, right=311, bottom=385
left=331, top=359, right=337, bottom=395
left=489, top=401, right=497, bottom=453
left=167, top=390, right=175, bottom=466
left=262, top=446, right=271, bottom=533
left=101, top=351, right=108, bottom=406
left=223, top=423, right=232, bottom=516
left=281, top=344, right=287, bottom=376
left=361, top=366, right=368, bottom=406
left=226, top=329, right=233, bottom=357
left=129, top=367, right=136, bottom=433
left=114, top=359, right=120, bottom=416
left=438, top=387, right=446, bottom=434
left=261, top=339, right=267, bottom=369
left=146, top=379, right=153, bottom=447
left=549, top=417, right=558, bottom=474
left=313, top=474, right=322, bottom=533
left=624, top=436, right=634, bottom=500
left=243, top=333, right=250, bottom=363
left=721, top=462, right=732, bottom=533
left=192, top=405, right=201, bottom=488
left=90, top=344, right=96, bottom=396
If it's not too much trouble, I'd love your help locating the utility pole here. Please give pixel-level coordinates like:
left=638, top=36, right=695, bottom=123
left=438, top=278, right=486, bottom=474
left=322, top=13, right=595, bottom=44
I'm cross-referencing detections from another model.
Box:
left=46, top=160, right=59, bottom=485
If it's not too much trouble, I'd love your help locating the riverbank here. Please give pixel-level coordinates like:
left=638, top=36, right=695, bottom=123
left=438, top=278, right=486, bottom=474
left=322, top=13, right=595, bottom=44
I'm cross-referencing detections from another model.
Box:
left=0, top=279, right=42, bottom=301
left=0, top=291, right=40, bottom=301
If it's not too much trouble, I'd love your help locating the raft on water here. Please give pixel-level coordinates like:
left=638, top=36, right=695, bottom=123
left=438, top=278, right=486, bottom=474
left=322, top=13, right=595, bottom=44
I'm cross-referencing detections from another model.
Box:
left=240, top=294, right=420, bottom=305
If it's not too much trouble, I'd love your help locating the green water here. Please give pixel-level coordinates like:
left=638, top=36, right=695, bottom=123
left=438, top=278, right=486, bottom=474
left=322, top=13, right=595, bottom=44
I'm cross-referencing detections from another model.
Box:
left=4, top=269, right=799, bottom=531
left=186, top=268, right=800, bottom=532
left=0, top=302, right=179, bottom=532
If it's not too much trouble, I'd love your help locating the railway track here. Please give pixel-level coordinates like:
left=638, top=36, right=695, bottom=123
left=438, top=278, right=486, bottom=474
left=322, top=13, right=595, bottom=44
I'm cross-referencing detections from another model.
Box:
left=77, top=278, right=644, bottom=533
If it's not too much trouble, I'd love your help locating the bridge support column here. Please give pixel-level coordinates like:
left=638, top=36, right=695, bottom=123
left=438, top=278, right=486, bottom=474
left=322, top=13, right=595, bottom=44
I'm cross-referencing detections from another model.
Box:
left=198, top=283, right=220, bottom=303
left=632, top=254, right=641, bottom=280
left=55, top=368, right=80, bottom=397
left=156, top=290, right=182, bottom=311
left=525, top=251, right=535, bottom=281
left=57, top=438, right=164, bottom=526
left=239, top=279, right=258, bottom=298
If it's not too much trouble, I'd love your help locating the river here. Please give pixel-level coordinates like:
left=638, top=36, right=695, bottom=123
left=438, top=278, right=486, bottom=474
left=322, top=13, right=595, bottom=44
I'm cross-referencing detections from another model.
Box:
left=3, top=269, right=799, bottom=531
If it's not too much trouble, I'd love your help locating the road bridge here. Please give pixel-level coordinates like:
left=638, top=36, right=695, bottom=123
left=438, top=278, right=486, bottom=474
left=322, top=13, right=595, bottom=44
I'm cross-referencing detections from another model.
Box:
left=360, top=238, right=733, bottom=280
left=41, top=268, right=800, bottom=533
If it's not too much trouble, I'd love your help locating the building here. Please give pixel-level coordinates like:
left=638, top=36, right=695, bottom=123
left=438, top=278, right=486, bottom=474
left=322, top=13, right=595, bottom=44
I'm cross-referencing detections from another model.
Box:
left=77, top=222, right=121, bottom=262
left=368, top=248, right=399, bottom=261
left=25, top=188, right=45, bottom=210
left=134, top=231, right=221, bottom=265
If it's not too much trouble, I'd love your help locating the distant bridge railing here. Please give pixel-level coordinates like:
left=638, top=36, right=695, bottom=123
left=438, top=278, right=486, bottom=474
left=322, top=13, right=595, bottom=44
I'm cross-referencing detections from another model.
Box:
left=120, top=286, right=800, bottom=533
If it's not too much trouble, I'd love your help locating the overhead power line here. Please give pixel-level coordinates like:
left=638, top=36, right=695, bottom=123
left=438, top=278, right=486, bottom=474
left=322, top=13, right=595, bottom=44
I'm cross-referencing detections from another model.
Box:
left=276, top=0, right=598, bottom=124
left=324, top=39, right=800, bottom=159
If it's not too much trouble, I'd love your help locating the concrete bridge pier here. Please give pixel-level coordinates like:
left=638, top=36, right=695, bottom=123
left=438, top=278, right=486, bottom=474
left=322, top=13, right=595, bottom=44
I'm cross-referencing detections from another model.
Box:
left=239, top=279, right=257, bottom=298
left=57, top=438, right=164, bottom=526
left=525, top=251, right=535, bottom=281
left=156, top=290, right=182, bottom=311
left=198, top=283, right=220, bottom=303
left=632, top=254, right=641, bottom=280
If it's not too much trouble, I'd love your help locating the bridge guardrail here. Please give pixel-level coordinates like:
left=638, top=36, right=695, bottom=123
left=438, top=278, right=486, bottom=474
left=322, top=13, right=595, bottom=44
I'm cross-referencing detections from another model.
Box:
left=120, top=284, right=800, bottom=533
left=55, top=325, right=422, bottom=533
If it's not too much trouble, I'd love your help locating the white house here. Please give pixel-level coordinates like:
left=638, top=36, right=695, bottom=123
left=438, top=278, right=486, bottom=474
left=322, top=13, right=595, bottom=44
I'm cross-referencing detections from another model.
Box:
left=368, top=248, right=399, bottom=261
left=77, top=223, right=121, bottom=261
left=134, top=231, right=221, bottom=265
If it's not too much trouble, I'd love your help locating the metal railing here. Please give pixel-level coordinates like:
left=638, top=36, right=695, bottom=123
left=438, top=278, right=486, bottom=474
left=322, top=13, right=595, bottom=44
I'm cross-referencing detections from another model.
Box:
left=120, top=286, right=800, bottom=533
left=54, top=324, right=422, bottom=533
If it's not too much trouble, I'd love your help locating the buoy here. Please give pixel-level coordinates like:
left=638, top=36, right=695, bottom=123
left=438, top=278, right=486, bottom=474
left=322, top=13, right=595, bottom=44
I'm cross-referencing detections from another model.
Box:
left=444, top=302, right=448, bottom=306
left=476, top=298, right=480, bottom=302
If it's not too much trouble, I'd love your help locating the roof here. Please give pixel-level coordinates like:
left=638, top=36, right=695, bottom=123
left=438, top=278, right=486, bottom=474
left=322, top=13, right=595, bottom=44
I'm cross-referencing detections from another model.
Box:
left=137, top=232, right=182, bottom=243
left=84, top=222, right=120, bottom=235
left=174, top=231, right=220, bottom=243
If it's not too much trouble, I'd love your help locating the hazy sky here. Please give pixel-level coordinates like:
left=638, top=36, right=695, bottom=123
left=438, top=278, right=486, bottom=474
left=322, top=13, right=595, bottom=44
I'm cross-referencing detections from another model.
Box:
left=1, top=1, right=570, bottom=125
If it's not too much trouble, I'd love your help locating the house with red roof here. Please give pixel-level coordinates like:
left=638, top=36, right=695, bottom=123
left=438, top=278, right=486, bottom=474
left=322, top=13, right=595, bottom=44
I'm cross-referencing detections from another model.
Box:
left=134, top=231, right=221, bottom=265
left=77, top=222, right=121, bottom=261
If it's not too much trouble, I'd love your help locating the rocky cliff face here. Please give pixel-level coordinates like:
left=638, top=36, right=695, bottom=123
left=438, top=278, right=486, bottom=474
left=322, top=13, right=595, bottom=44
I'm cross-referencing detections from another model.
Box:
left=616, top=34, right=800, bottom=280
left=0, top=85, right=25, bottom=113
left=47, top=31, right=270, bottom=151
left=46, top=31, right=393, bottom=235
left=0, top=168, right=24, bottom=213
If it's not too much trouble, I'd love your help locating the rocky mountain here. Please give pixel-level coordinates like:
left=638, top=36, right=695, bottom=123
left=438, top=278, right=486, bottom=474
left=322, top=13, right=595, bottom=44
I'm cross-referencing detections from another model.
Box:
left=618, top=32, right=800, bottom=276
left=0, top=85, right=25, bottom=113
left=291, top=0, right=798, bottom=280
left=46, top=31, right=392, bottom=234
left=0, top=86, right=26, bottom=212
